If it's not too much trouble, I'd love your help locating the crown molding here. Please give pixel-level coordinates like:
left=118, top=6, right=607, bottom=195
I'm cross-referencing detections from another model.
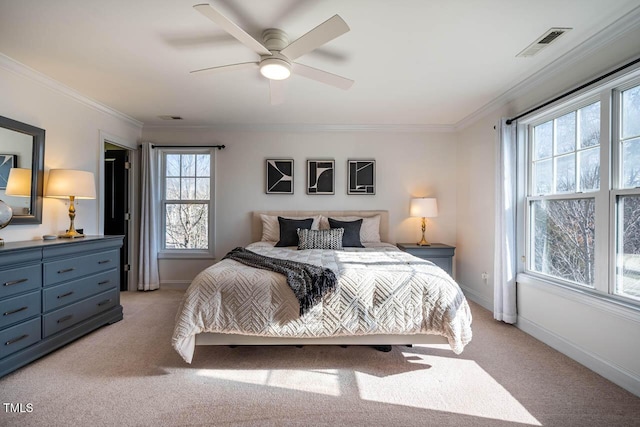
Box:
left=142, top=123, right=456, bottom=133
left=0, top=53, right=143, bottom=129
left=455, top=5, right=640, bottom=130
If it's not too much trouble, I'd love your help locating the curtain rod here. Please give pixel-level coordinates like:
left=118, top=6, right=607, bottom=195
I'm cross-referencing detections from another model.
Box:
left=506, top=56, right=640, bottom=125
left=139, top=144, right=225, bottom=150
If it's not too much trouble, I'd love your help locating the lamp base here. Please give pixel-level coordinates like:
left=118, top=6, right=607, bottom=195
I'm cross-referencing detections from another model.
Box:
left=59, top=230, right=85, bottom=239
left=417, top=237, right=431, bottom=246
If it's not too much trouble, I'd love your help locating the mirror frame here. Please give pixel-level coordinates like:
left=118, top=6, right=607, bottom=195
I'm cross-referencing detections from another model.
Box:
left=0, top=115, right=45, bottom=224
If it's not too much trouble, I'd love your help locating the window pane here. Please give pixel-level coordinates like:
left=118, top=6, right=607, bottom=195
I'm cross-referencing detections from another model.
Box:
left=196, top=154, right=210, bottom=176
left=166, top=178, right=180, bottom=200
left=166, top=155, right=180, bottom=177
left=555, top=154, right=576, bottom=193
left=181, top=178, right=196, bottom=200
left=622, top=138, right=640, bottom=189
left=534, top=121, right=553, bottom=160
left=195, top=178, right=210, bottom=199
left=534, top=159, right=552, bottom=195
left=617, top=195, right=640, bottom=300
left=556, top=112, right=576, bottom=155
left=165, top=204, right=209, bottom=249
left=181, top=154, right=195, bottom=176
left=622, top=85, right=640, bottom=139
left=579, top=147, right=600, bottom=191
left=532, top=198, right=595, bottom=286
left=579, top=102, right=600, bottom=148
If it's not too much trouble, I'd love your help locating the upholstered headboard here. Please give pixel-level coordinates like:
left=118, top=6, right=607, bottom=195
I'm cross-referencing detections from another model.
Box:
left=252, top=210, right=390, bottom=243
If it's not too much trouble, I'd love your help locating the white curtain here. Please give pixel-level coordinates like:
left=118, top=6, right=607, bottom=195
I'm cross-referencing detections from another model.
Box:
left=138, top=142, right=160, bottom=291
left=494, top=118, right=517, bottom=323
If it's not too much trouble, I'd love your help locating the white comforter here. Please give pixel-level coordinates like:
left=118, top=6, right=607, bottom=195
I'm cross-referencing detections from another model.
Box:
left=172, top=242, right=472, bottom=362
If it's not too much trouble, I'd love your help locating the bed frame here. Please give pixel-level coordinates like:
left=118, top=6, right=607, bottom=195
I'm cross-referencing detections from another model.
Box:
left=194, top=210, right=448, bottom=347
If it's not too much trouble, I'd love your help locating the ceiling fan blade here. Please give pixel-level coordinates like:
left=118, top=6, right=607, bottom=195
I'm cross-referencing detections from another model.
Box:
left=293, top=63, right=354, bottom=90
left=193, top=3, right=271, bottom=56
left=190, top=62, right=258, bottom=74
left=281, top=15, right=349, bottom=60
left=270, top=79, right=285, bottom=105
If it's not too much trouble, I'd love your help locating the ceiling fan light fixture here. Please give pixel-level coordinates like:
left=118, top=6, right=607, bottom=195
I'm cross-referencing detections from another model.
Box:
left=260, top=58, right=291, bottom=80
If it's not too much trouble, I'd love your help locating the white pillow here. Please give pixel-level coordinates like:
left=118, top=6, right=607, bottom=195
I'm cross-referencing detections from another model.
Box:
left=319, top=215, right=381, bottom=243
left=260, top=214, right=321, bottom=242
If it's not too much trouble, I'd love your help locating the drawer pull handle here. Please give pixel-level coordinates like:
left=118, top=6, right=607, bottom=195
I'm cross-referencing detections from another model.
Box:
left=57, top=291, right=74, bottom=299
left=5, top=334, right=29, bottom=346
left=98, top=260, right=111, bottom=264
left=98, top=280, right=111, bottom=285
left=4, top=278, right=28, bottom=287
left=3, top=306, right=28, bottom=316
left=57, top=315, right=73, bottom=324
left=58, top=268, right=75, bottom=274
left=97, top=299, right=112, bottom=307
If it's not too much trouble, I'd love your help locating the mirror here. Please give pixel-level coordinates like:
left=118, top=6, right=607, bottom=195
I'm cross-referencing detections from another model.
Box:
left=0, top=116, right=44, bottom=224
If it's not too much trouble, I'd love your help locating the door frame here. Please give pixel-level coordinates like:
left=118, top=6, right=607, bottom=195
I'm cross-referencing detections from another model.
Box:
left=98, top=130, right=138, bottom=291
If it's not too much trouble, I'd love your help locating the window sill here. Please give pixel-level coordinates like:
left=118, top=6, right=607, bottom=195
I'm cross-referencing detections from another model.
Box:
left=158, top=251, right=215, bottom=260
left=516, top=272, right=640, bottom=322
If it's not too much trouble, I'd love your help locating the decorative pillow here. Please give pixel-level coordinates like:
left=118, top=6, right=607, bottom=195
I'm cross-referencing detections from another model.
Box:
left=320, top=215, right=381, bottom=243
left=328, top=218, right=364, bottom=247
left=297, top=228, right=344, bottom=250
left=260, top=214, right=321, bottom=242
left=275, top=217, right=314, bottom=247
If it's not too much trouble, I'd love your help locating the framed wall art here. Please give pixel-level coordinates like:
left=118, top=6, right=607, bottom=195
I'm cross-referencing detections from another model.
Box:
left=266, top=159, right=294, bottom=194
left=0, top=154, right=17, bottom=190
left=347, top=159, right=375, bottom=195
left=307, top=159, right=334, bottom=195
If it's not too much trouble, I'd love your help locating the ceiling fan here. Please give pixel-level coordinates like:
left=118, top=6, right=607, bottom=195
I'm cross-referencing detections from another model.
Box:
left=191, top=1, right=354, bottom=105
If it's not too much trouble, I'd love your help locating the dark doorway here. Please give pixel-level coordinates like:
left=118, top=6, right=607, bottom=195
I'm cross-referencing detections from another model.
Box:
left=104, top=148, right=129, bottom=291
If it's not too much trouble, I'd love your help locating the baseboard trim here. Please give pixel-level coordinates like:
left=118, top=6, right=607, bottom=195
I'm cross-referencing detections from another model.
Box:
left=517, top=315, right=640, bottom=398
left=458, top=284, right=493, bottom=312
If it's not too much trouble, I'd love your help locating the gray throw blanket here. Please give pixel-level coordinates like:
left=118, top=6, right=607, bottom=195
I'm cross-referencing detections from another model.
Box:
left=222, top=247, right=337, bottom=316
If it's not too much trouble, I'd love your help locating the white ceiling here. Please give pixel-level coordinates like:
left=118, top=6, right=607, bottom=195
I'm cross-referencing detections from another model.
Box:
left=1, top=0, right=639, bottom=128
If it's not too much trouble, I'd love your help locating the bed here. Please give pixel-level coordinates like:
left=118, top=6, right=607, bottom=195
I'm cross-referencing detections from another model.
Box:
left=172, top=210, right=472, bottom=363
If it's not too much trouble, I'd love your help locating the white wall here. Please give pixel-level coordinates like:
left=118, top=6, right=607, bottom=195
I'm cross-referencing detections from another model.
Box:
left=141, top=127, right=458, bottom=283
left=456, top=26, right=640, bottom=396
left=0, top=62, right=142, bottom=242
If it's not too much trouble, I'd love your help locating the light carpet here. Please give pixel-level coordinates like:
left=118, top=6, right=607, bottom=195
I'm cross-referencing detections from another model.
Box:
left=1, top=289, right=639, bottom=426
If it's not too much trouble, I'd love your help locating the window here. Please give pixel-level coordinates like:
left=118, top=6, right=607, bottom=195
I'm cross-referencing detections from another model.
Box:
left=160, top=150, right=214, bottom=255
left=528, top=102, right=600, bottom=288
left=615, top=83, right=640, bottom=300
left=522, top=73, right=640, bottom=305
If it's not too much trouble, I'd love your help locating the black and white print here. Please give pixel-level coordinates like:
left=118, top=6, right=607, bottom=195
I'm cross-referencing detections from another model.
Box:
left=266, top=159, right=294, bottom=194
left=348, top=159, right=375, bottom=195
left=307, top=159, right=334, bottom=195
left=0, top=154, right=17, bottom=190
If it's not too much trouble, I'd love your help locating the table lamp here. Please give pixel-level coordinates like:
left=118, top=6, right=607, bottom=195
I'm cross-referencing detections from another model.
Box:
left=46, top=169, right=96, bottom=238
left=5, top=168, right=32, bottom=214
left=410, top=197, right=438, bottom=246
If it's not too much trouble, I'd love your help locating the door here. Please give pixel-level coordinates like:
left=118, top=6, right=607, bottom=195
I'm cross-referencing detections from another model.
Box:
left=104, top=149, right=129, bottom=291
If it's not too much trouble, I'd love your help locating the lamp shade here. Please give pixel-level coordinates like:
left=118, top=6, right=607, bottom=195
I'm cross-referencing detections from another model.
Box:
left=410, top=197, right=438, bottom=218
left=46, top=169, right=96, bottom=199
left=4, top=168, right=32, bottom=197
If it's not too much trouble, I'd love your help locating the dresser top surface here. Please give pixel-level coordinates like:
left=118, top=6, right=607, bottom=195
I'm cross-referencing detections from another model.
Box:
left=0, top=235, right=124, bottom=253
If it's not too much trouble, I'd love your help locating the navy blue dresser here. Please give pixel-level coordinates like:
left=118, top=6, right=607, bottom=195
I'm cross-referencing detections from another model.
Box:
left=0, top=236, right=123, bottom=377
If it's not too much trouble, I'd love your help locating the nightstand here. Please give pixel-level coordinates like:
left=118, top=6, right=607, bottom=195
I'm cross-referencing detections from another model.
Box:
left=397, top=243, right=456, bottom=276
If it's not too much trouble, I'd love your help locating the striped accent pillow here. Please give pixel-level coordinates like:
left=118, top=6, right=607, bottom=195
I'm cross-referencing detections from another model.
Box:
left=297, top=228, right=344, bottom=250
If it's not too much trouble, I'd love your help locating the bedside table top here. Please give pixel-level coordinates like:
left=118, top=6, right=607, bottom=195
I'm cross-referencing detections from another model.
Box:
left=397, top=243, right=455, bottom=250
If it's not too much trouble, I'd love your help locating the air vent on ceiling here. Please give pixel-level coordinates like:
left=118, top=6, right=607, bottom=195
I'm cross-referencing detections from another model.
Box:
left=158, top=115, right=183, bottom=120
left=516, top=27, right=572, bottom=58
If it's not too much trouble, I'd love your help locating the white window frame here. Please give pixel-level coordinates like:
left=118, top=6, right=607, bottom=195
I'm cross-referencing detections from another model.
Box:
left=158, top=148, right=215, bottom=259
left=517, top=66, right=640, bottom=309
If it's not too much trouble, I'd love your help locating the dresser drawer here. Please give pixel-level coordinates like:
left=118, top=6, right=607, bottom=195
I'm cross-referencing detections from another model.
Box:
left=43, top=249, right=119, bottom=286
left=0, top=264, right=42, bottom=299
left=43, top=268, right=118, bottom=312
left=43, top=288, right=119, bottom=338
left=0, top=318, right=41, bottom=359
left=0, top=291, right=41, bottom=330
